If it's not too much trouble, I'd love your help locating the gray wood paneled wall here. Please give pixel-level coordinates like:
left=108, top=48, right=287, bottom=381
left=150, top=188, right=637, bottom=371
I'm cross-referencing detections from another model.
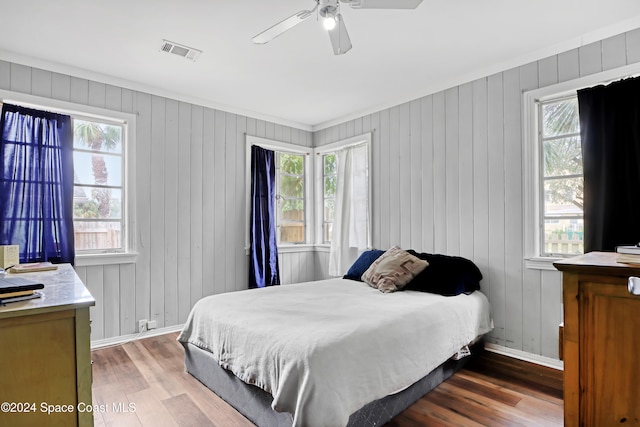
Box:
left=0, top=60, right=312, bottom=341
left=2, top=27, right=640, bottom=359
left=314, top=28, right=640, bottom=359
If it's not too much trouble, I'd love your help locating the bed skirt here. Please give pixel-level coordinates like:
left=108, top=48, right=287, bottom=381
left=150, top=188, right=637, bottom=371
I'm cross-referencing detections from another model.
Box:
left=182, top=339, right=484, bottom=427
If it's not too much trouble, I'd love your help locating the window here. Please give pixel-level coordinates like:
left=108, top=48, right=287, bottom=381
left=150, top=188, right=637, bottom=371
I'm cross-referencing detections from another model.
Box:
left=314, top=133, right=371, bottom=248
left=0, top=90, right=135, bottom=263
left=321, top=153, right=337, bottom=243
left=73, top=117, right=126, bottom=253
left=524, top=63, right=640, bottom=268
left=246, top=133, right=370, bottom=257
left=538, top=96, right=583, bottom=256
left=245, top=136, right=311, bottom=249
left=276, top=151, right=306, bottom=244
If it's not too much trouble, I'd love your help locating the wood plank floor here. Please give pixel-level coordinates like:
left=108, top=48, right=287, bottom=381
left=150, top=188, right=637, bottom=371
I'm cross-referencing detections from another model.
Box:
left=91, top=333, right=563, bottom=426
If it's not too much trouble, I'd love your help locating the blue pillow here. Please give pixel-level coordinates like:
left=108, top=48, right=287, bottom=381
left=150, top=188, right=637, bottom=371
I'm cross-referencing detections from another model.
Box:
left=343, top=250, right=385, bottom=281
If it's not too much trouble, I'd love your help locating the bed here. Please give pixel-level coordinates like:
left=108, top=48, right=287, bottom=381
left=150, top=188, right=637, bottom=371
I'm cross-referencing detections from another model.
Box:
left=178, top=274, right=492, bottom=427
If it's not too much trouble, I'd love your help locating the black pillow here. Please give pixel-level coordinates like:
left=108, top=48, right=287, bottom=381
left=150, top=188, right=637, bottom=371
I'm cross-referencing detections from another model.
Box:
left=404, top=250, right=482, bottom=296
left=343, top=249, right=385, bottom=281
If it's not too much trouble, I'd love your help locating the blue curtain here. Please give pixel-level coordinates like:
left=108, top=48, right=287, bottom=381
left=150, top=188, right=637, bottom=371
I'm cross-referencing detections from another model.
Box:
left=0, top=104, right=75, bottom=264
left=249, top=145, right=280, bottom=288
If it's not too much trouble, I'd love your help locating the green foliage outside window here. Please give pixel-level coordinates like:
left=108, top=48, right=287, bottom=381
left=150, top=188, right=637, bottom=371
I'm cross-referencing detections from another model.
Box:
left=541, top=97, right=583, bottom=255
left=542, top=99, right=583, bottom=211
left=279, top=153, right=304, bottom=210
left=277, top=152, right=305, bottom=243
left=74, top=120, right=122, bottom=219
left=323, top=154, right=337, bottom=243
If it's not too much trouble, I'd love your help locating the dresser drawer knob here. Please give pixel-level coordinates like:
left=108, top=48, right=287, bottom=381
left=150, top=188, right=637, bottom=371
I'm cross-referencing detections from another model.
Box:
left=628, top=276, right=640, bottom=295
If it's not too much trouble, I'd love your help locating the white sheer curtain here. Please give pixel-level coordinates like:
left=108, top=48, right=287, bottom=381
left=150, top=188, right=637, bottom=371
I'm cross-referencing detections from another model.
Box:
left=328, top=143, right=370, bottom=276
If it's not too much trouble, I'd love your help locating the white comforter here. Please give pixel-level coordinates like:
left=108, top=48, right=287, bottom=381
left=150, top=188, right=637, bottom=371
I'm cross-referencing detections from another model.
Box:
left=178, top=278, right=492, bottom=427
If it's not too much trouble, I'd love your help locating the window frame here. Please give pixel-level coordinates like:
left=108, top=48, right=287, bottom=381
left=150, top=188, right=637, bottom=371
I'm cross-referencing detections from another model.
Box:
left=523, top=62, right=640, bottom=270
left=0, top=89, right=137, bottom=266
left=319, top=152, right=337, bottom=244
left=313, top=133, right=372, bottom=248
left=72, top=114, right=127, bottom=255
left=275, top=150, right=307, bottom=245
left=245, top=135, right=313, bottom=252
left=537, top=95, right=583, bottom=258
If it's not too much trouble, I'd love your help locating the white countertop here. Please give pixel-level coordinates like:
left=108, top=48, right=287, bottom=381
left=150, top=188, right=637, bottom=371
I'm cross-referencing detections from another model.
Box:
left=0, top=264, right=95, bottom=318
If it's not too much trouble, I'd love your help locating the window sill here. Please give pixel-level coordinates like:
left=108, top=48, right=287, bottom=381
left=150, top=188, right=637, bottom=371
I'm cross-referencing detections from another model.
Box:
left=524, top=257, right=563, bottom=271
left=244, top=244, right=331, bottom=255
left=277, top=244, right=316, bottom=253
left=75, top=252, right=138, bottom=267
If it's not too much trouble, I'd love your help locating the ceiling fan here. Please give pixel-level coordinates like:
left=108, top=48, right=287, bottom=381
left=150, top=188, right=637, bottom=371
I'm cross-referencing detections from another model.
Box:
left=252, top=0, right=423, bottom=55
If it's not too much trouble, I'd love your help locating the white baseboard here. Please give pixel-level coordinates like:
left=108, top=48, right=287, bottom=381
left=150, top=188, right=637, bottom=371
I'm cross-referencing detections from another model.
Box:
left=90, top=324, right=184, bottom=350
left=484, top=343, right=564, bottom=371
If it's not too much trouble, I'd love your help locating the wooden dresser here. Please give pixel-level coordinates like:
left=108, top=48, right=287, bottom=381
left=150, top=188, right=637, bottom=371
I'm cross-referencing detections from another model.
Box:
left=0, top=264, right=95, bottom=427
left=554, top=252, right=640, bottom=426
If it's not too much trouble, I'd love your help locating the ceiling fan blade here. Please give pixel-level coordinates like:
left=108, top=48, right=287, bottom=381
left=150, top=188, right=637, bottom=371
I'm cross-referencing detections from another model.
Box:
left=328, top=14, right=352, bottom=55
left=252, top=9, right=314, bottom=44
left=343, top=0, right=423, bottom=9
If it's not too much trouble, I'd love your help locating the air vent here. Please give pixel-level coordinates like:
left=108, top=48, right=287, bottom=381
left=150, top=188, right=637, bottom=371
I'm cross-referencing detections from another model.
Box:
left=160, top=39, right=202, bottom=62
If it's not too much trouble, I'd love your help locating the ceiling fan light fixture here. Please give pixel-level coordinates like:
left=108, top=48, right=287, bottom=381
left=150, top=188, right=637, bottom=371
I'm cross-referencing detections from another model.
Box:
left=252, top=0, right=422, bottom=54
left=323, top=17, right=337, bottom=30
left=319, top=1, right=339, bottom=31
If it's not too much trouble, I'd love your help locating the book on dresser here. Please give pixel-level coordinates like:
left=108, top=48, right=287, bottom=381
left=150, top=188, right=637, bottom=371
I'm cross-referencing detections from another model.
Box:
left=0, top=277, right=44, bottom=304
left=616, top=245, right=640, bottom=254
left=615, top=253, right=640, bottom=265
left=8, top=261, right=58, bottom=273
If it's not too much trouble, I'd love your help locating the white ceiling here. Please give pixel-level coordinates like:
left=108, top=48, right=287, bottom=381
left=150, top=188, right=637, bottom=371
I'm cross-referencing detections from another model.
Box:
left=2, top=1, right=640, bottom=130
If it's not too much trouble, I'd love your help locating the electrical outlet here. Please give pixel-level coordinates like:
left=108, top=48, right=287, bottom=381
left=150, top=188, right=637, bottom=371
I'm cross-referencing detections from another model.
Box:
left=138, top=319, right=147, bottom=332
left=147, top=320, right=157, bottom=330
